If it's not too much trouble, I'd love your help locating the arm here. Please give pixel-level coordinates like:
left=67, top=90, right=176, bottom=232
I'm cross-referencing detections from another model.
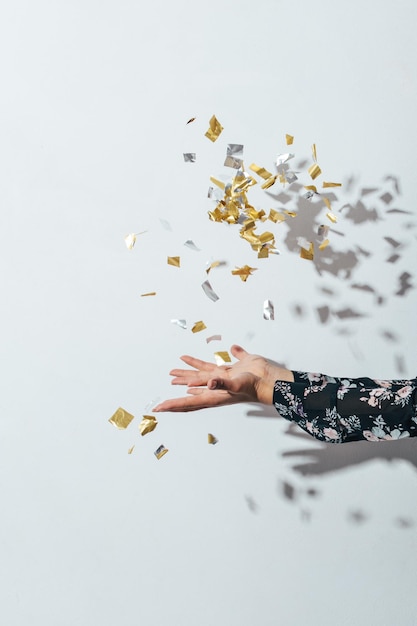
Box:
left=153, top=345, right=417, bottom=444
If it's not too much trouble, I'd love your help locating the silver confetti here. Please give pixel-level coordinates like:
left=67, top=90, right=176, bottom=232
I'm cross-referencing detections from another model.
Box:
left=202, top=280, right=219, bottom=302
left=263, top=299, right=274, bottom=320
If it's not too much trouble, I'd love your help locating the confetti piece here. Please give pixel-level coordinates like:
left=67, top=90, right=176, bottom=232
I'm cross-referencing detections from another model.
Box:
left=141, top=292, right=156, bottom=297
left=224, top=156, right=243, bottom=169
left=300, top=242, right=314, bottom=261
left=224, top=156, right=243, bottom=170
left=202, top=280, right=219, bottom=302
left=139, top=415, right=158, bottom=436
left=108, top=408, right=135, bottom=430
left=323, top=181, right=342, bottom=188
left=186, top=117, right=196, bottom=124
left=214, top=351, right=231, bottom=365
left=304, top=185, right=318, bottom=193
left=285, top=171, right=298, bottom=184
left=318, top=224, right=329, bottom=238
left=205, top=115, right=224, bottom=142
left=249, top=163, right=273, bottom=180
left=308, top=164, right=322, bottom=180
left=167, top=256, right=180, bottom=267
left=326, top=212, right=337, bottom=223
left=184, top=240, right=200, bottom=251
left=261, top=175, right=278, bottom=189
left=283, top=210, right=297, bottom=217
left=209, top=176, right=226, bottom=189
left=208, top=433, right=218, bottom=445
left=127, top=445, right=135, bottom=455
left=154, top=445, right=168, bottom=460
left=124, top=234, right=137, bottom=249
left=206, top=260, right=222, bottom=274
left=183, top=153, right=196, bottom=163
left=171, top=319, right=187, bottom=329
left=285, top=134, right=294, bottom=145
left=319, top=239, right=330, bottom=250
left=323, top=197, right=332, bottom=211
left=276, top=153, right=294, bottom=165
left=304, top=190, right=315, bottom=200
left=234, top=175, right=257, bottom=194
left=191, top=320, right=207, bottom=333
left=263, top=299, right=274, bottom=320
left=206, top=334, right=221, bottom=343
left=160, top=218, right=172, bottom=231
left=231, top=265, right=257, bottom=281
left=227, top=143, right=244, bottom=157
left=312, top=144, right=317, bottom=162
left=268, top=209, right=286, bottom=223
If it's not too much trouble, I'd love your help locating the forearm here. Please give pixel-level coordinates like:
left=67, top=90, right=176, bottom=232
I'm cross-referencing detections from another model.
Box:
left=273, top=371, right=417, bottom=444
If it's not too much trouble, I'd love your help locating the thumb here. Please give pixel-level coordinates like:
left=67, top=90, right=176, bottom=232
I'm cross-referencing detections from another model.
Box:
left=208, top=377, right=239, bottom=392
left=230, top=344, right=249, bottom=361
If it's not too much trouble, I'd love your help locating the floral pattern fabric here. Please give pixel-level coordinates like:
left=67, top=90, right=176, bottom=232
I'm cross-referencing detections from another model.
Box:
left=273, top=371, right=417, bottom=444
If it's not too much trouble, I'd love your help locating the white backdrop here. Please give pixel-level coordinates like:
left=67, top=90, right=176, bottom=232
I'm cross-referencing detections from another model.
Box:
left=1, top=1, right=417, bottom=625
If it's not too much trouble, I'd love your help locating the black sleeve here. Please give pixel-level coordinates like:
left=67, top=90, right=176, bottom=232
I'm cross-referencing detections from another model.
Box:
left=273, top=371, right=417, bottom=444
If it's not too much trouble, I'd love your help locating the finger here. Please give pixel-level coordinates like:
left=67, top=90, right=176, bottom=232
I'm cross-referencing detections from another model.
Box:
left=230, top=344, right=250, bottom=361
left=153, top=389, right=231, bottom=412
left=171, top=373, right=211, bottom=386
left=180, top=355, right=217, bottom=372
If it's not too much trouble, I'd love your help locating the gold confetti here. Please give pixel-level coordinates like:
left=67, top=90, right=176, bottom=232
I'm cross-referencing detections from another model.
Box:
left=312, top=144, right=317, bottom=162
left=191, top=320, right=207, bottom=333
left=326, top=212, right=337, bottom=223
left=124, top=234, right=137, bottom=249
left=139, top=415, right=158, bottom=436
left=261, top=175, right=278, bottom=189
left=231, top=265, right=257, bottom=281
left=322, top=181, right=342, bottom=188
left=206, top=260, right=221, bottom=274
left=186, top=117, right=196, bottom=124
left=258, top=245, right=269, bottom=259
left=206, top=334, right=221, bottom=343
left=205, top=115, right=224, bottom=142
left=234, top=176, right=257, bottom=194
left=319, top=239, right=330, bottom=250
left=128, top=445, right=135, bottom=455
left=214, top=351, right=231, bottom=365
left=108, top=407, right=135, bottom=430
left=154, top=445, right=168, bottom=460
left=208, top=433, right=218, bottom=445
left=141, top=292, right=156, bottom=297
left=300, top=242, right=314, bottom=261
left=283, top=210, right=297, bottom=217
left=304, top=185, right=318, bottom=193
left=268, top=209, right=286, bottom=223
left=249, top=163, right=273, bottom=180
left=323, top=197, right=332, bottom=211
left=167, top=256, right=180, bottom=267
left=286, top=134, right=294, bottom=145
left=209, top=176, right=226, bottom=190
left=308, top=164, right=322, bottom=180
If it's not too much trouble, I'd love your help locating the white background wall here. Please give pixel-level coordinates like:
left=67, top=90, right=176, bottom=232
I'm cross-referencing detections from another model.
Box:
left=1, top=1, right=417, bottom=624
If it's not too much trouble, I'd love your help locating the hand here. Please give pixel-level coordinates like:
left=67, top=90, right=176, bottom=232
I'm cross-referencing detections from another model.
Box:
left=153, top=344, right=294, bottom=412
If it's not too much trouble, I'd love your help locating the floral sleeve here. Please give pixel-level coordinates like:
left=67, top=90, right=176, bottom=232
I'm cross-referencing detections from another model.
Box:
left=273, top=371, right=417, bottom=444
